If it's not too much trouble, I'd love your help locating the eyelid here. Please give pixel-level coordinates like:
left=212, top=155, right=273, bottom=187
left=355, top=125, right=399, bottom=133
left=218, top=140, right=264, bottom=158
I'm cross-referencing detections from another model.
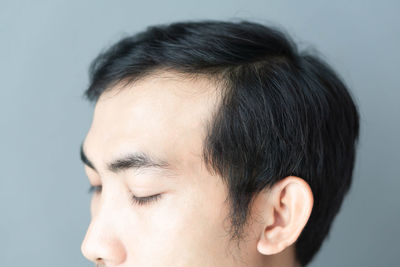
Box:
left=87, top=185, right=162, bottom=206
left=131, top=193, right=162, bottom=206
left=88, top=185, right=102, bottom=194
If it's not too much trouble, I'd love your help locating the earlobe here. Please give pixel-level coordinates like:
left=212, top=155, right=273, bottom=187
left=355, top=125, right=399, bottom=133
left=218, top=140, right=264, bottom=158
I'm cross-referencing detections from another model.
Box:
left=256, top=176, right=314, bottom=255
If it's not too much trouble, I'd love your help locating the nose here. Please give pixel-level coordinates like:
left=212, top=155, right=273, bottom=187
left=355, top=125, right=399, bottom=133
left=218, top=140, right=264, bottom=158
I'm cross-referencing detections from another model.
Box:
left=81, top=203, right=127, bottom=266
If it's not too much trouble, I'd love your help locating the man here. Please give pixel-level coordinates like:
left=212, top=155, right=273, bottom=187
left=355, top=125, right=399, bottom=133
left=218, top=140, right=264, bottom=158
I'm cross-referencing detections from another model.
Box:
left=80, top=20, right=359, bottom=267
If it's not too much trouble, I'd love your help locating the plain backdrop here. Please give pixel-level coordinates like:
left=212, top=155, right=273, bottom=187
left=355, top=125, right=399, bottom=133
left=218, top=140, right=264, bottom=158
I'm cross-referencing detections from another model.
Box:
left=1, top=1, right=399, bottom=266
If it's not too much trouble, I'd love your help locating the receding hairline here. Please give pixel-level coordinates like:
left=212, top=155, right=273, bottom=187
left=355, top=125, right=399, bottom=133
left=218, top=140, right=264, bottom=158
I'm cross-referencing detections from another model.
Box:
left=94, top=66, right=230, bottom=104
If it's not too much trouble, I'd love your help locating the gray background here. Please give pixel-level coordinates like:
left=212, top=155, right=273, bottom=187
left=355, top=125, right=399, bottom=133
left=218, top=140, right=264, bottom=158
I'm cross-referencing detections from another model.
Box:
left=1, top=0, right=399, bottom=266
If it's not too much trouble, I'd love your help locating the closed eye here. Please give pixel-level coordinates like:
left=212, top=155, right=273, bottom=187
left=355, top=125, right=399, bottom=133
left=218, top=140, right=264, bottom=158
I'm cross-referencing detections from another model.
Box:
left=131, top=194, right=162, bottom=206
left=88, top=185, right=102, bottom=194
left=88, top=185, right=162, bottom=206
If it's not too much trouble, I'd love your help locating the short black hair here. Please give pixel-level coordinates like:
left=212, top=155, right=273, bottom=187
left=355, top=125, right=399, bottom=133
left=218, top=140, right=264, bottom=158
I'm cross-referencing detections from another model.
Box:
left=84, top=19, right=360, bottom=266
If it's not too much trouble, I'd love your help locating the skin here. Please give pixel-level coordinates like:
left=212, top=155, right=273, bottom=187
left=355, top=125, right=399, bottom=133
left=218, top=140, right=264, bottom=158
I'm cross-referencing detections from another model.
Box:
left=80, top=70, right=313, bottom=267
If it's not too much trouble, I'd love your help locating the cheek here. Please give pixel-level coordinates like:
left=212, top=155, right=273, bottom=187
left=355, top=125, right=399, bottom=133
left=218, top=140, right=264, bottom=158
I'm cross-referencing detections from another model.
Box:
left=124, top=182, right=231, bottom=264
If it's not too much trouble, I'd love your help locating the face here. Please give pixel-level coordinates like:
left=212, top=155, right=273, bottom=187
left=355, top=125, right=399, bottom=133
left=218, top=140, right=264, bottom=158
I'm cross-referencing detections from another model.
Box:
left=80, top=72, right=263, bottom=266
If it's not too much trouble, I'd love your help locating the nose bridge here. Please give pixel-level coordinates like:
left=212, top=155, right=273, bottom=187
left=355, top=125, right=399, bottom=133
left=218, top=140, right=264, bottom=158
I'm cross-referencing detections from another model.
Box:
left=81, top=189, right=127, bottom=265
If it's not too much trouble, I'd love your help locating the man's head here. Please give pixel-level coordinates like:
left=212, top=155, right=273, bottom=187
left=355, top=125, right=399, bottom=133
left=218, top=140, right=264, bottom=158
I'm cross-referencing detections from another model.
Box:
left=80, top=20, right=359, bottom=266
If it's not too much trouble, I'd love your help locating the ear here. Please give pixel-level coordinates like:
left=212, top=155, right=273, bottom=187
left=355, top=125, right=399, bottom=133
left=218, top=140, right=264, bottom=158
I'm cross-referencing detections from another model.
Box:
left=256, top=176, right=313, bottom=255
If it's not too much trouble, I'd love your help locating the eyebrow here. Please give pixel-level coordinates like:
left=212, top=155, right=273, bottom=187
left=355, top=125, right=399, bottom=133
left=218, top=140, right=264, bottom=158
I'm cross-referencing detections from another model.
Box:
left=80, top=143, right=171, bottom=173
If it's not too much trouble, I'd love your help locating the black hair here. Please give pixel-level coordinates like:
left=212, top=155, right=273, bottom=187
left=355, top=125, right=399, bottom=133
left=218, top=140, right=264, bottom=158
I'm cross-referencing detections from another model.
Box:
left=84, top=19, right=360, bottom=266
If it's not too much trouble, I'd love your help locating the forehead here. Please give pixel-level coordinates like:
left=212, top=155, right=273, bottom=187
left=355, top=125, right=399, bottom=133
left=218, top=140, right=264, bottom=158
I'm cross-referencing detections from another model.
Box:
left=84, top=71, right=221, bottom=172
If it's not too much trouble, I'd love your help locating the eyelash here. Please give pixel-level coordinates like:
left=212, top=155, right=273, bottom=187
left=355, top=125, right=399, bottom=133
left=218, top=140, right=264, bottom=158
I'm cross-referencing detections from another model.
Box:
left=88, top=185, right=162, bottom=206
